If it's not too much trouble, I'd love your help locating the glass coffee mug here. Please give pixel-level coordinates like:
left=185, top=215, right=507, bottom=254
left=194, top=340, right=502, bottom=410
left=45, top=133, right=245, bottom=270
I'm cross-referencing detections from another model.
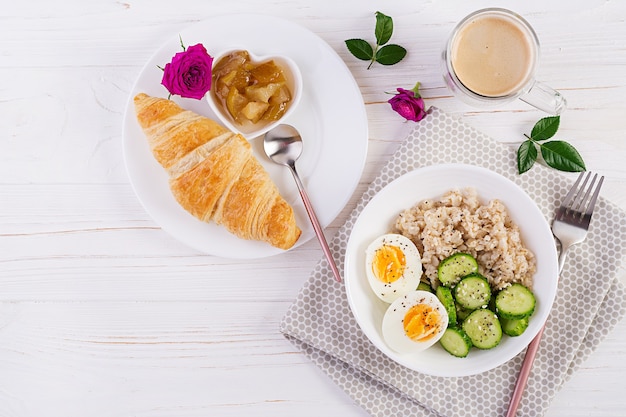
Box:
left=442, top=8, right=566, bottom=114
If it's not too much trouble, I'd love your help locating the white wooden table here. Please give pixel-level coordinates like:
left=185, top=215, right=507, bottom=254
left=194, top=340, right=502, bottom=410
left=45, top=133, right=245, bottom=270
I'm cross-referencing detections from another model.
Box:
left=2, top=0, right=625, bottom=416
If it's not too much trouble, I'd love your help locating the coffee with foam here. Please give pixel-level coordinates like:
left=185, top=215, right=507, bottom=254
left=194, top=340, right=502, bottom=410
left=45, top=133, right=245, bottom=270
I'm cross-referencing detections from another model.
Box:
left=450, top=14, right=536, bottom=97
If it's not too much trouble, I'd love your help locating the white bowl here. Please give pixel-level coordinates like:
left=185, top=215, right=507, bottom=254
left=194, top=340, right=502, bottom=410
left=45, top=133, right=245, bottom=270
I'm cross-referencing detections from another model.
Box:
left=206, top=48, right=303, bottom=140
left=344, top=164, right=559, bottom=377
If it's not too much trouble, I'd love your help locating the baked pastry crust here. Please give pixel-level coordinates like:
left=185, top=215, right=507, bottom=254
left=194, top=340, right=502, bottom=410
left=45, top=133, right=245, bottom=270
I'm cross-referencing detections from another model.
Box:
left=133, top=93, right=301, bottom=250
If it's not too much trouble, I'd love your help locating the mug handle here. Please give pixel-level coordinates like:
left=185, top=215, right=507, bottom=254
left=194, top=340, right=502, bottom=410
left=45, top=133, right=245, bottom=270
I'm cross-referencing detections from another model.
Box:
left=520, top=81, right=567, bottom=115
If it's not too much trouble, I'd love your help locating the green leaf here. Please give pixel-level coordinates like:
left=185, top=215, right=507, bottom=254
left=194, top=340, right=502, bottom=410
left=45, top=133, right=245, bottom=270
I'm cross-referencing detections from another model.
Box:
left=375, top=44, right=407, bottom=66
left=374, top=11, right=394, bottom=46
left=345, top=39, right=374, bottom=61
left=530, top=116, right=560, bottom=141
left=517, top=140, right=538, bottom=174
left=540, top=140, right=586, bottom=172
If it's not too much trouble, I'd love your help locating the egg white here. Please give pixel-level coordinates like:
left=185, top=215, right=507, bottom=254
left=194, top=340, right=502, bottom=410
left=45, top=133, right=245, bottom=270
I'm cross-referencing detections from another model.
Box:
left=382, top=290, right=448, bottom=354
left=365, top=233, right=422, bottom=303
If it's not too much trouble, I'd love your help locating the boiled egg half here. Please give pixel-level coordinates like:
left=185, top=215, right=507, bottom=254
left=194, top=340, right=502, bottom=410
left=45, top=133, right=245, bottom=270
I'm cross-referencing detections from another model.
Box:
left=365, top=233, right=422, bottom=303
left=382, top=290, right=448, bottom=353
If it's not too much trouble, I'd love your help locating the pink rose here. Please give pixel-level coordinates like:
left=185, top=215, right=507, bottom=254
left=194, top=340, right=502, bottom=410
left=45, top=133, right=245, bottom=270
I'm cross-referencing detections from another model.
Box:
left=388, top=83, right=427, bottom=122
left=161, top=43, right=213, bottom=100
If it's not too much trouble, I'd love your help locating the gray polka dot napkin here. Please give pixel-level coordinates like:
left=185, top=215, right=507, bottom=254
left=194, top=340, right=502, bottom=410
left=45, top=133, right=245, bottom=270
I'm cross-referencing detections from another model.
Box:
left=280, top=108, right=626, bottom=417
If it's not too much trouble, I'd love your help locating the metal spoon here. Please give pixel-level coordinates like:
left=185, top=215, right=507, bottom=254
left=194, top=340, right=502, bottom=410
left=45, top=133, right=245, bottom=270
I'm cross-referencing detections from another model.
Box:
left=263, top=124, right=342, bottom=283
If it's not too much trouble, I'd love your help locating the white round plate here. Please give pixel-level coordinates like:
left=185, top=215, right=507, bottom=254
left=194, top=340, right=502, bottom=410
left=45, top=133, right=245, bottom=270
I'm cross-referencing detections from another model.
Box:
left=344, top=164, right=559, bottom=377
left=122, top=14, right=368, bottom=258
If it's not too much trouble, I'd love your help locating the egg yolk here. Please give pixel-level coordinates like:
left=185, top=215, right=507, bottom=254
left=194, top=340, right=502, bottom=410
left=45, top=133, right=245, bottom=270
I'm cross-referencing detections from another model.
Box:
left=372, top=244, right=406, bottom=284
left=403, top=304, right=442, bottom=342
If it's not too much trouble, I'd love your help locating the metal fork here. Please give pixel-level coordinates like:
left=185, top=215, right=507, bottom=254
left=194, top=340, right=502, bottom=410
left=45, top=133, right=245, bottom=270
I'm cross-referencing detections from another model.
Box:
left=505, top=171, right=604, bottom=417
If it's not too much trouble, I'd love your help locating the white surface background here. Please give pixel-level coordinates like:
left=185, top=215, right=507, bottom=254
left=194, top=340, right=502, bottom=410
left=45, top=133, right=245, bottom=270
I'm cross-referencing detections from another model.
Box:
left=1, top=0, right=625, bottom=416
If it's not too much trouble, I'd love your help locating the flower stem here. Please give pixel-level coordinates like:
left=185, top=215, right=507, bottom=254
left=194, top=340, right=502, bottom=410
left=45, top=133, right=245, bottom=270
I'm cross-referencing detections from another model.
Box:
left=367, top=43, right=380, bottom=70
left=411, top=82, right=421, bottom=97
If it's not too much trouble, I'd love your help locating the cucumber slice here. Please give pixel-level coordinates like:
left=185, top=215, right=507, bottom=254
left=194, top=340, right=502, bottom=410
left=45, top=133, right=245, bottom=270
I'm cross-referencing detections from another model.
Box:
left=417, top=281, right=433, bottom=293
left=455, top=303, right=473, bottom=322
left=435, top=285, right=457, bottom=325
left=495, top=283, right=536, bottom=320
left=439, top=327, right=473, bottom=358
left=437, top=253, right=478, bottom=287
left=501, top=316, right=530, bottom=337
left=462, top=309, right=502, bottom=349
left=454, top=273, right=492, bottom=310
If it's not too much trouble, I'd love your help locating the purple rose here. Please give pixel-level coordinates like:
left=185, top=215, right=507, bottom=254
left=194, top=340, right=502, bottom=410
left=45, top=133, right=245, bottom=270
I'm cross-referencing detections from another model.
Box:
left=161, top=43, right=213, bottom=100
left=388, top=84, right=427, bottom=122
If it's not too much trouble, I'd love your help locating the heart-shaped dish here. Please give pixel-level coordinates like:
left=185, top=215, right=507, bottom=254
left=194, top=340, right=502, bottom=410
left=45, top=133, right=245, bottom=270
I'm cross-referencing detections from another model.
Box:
left=206, top=48, right=303, bottom=140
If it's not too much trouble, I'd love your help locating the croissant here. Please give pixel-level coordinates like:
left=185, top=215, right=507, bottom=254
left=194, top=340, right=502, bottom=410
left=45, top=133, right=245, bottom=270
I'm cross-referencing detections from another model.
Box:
left=133, top=93, right=301, bottom=250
